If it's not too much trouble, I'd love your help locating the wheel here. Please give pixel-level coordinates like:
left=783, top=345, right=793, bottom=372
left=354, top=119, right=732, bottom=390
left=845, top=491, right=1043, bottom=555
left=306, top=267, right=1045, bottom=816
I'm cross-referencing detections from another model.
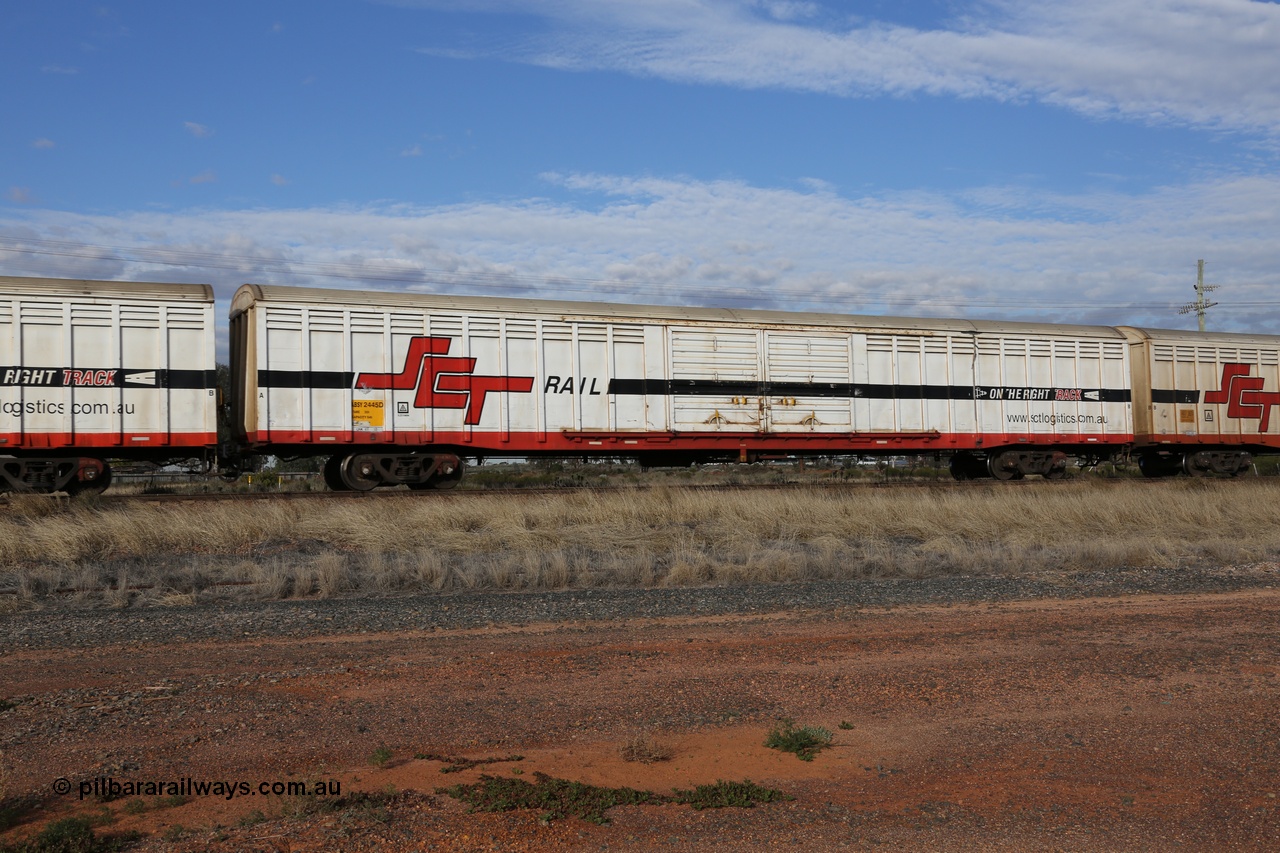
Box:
left=407, top=458, right=464, bottom=490
left=1043, top=453, right=1070, bottom=480
left=1137, top=454, right=1170, bottom=478
left=431, top=462, right=464, bottom=490
left=1181, top=453, right=1210, bottom=478
left=1230, top=453, right=1253, bottom=478
left=323, top=454, right=350, bottom=491
left=66, top=463, right=112, bottom=496
left=339, top=455, right=380, bottom=491
left=949, top=452, right=984, bottom=481
left=987, top=451, right=1024, bottom=481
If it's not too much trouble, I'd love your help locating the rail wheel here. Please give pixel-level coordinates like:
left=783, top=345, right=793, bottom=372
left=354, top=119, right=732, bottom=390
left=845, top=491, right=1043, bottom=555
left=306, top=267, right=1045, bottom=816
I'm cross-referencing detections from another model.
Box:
left=323, top=454, right=350, bottom=491
left=407, top=458, right=464, bottom=490
left=431, top=460, right=464, bottom=490
left=949, top=452, right=985, bottom=481
left=1181, top=452, right=1211, bottom=478
left=1138, top=453, right=1178, bottom=478
left=986, top=451, right=1024, bottom=481
left=338, top=454, right=380, bottom=491
left=1138, top=454, right=1165, bottom=478
left=65, top=460, right=112, bottom=496
left=1042, top=452, right=1070, bottom=480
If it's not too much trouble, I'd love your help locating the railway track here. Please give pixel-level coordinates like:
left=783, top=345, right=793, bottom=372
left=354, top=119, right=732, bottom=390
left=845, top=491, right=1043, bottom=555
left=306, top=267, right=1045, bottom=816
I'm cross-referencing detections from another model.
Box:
left=0, top=473, right=1186, bottom=508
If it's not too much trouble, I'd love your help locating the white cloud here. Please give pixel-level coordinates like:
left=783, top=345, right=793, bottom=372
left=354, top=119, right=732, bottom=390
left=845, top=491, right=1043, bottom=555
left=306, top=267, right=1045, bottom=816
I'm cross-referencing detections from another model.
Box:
left=41, top=64, right=79, bottom=75
left=6, top=187, right=35, bottom=204
left=31, top=138, right=56, bottom=149
left=188, top=170, right=217, bottom=184
left=271, top=174, right=289, bottom=186
left=401, top=144, right=423, bottom=157
left=184, top=121, right=214, bottom=138
left=405, top=0, right=1280, bottom=135
left=2, top=171, right=1278, bottom=339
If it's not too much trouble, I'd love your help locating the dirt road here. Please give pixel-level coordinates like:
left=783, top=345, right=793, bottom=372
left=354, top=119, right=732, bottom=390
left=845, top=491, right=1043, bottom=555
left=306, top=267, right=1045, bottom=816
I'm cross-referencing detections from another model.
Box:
left=3, top=587, right=1279, bottom=851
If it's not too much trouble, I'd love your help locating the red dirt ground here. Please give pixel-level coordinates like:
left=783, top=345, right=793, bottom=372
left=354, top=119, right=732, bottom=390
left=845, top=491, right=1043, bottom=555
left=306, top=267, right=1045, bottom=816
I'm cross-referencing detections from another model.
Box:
left=3, top=589, right=1279, bottom=851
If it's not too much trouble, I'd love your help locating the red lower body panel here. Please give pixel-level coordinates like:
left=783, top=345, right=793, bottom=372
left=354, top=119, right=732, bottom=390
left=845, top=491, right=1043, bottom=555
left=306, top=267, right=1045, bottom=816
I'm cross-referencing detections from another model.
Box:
left=1134, top=433, right=1280, bottom=449
left=245, top=429, right=1131, bottom=455
left=0, top=432, right=217, bottom=451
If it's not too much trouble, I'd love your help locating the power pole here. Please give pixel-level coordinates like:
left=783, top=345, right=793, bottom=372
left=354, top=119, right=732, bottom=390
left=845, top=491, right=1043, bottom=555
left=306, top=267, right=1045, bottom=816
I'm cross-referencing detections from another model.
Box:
left=1178, top=259, right=1219, bottom=332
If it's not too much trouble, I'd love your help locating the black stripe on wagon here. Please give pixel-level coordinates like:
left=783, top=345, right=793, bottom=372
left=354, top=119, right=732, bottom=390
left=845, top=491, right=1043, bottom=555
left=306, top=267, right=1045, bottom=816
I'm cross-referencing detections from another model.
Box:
left=1151, top=389, right=1201, bottom=404
left=164, top=369, right=219, bottom=390
left=257, top=370, right=354, bottom=389
left=0, top=366, right=217, bottom=389
left=607, top=378, right=1130, bottom=403
left=253, top=371, right=1132, bottom=404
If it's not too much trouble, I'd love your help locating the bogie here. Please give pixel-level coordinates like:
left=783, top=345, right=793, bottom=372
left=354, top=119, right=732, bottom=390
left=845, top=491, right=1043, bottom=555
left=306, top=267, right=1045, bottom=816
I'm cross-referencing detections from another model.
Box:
left=326, top=452, right=465, bottom=491
left=1140, top=450, right=1251, bottom=478
left=951, top=450, right=1070, bottom=481
left=0, top=456, right=111, bottom=495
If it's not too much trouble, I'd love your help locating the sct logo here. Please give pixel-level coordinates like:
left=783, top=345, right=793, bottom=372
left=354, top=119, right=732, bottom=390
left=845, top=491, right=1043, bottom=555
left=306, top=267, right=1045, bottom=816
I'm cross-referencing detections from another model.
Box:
left=354, top=336, right=534, bottom=426
left=1205, top=363, right=1280, bottom=432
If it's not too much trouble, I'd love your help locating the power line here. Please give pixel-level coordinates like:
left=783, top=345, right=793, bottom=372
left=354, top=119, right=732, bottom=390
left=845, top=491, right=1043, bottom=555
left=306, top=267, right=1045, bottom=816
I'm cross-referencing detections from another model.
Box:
left=1176, top=259, right=1220, bottom=332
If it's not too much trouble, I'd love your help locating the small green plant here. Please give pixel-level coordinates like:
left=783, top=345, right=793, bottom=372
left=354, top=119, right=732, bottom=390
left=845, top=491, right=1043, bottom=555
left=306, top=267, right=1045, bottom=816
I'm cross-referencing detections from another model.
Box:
left=0, top=802, right=29, bottom=834
left=413, top=752, right=523, bottom=773
left=121, top=799, right=146, bottom=816
left=0, top=816, right=139, bottom=853
left=0, top=782, right=39, bottom=834
left=280, top=790, right=395, bottom=821
left=369, top=746, right=393, bottom=768
left=838, top=720, right=854, bottom=730
left=764, top=718, right=833, bottom=762
left=238, top=809, right=266, bottom=828
left=438, top=773, right=792, bottom=825
left=671, top=780, right=792, bottom=810
left=438, top=773, right=663, bottom=825
left=161, top=824, right=186, bottom=842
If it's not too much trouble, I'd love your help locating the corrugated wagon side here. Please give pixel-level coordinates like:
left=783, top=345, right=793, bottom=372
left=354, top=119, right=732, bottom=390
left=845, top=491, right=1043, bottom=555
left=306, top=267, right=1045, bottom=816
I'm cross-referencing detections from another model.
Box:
left=1120, top=326, right=1280, bottom=476
left=232, top=283, right=1136, bottom=489
left=0, top=276, right=219, bottom=493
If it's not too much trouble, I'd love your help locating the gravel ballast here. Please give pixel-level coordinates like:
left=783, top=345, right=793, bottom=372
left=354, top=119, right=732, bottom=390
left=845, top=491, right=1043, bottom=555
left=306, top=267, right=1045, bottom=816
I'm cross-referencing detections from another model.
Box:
left=5, top=564, right=1274, bottom=651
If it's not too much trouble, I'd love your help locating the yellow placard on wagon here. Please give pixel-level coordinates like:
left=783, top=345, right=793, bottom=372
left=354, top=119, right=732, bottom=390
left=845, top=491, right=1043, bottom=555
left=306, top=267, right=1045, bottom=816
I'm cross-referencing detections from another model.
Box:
left=352, top=399, right=385, bottom=430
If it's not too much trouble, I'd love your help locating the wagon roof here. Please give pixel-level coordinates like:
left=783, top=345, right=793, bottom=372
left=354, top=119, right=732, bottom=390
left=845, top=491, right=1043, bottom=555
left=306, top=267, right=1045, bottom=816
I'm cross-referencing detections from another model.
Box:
left=0, top=275, right=214, bottom=302
left=1117, top=325, right=1280, bottom=348
left=232, top=283, right=1129, bottom=339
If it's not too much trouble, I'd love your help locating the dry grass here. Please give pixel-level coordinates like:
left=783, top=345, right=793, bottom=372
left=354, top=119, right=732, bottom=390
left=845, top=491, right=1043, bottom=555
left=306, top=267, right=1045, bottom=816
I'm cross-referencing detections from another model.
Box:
left=3, top=479, right=1280, bottom=607
left=620, top=733, right=675, bottom=764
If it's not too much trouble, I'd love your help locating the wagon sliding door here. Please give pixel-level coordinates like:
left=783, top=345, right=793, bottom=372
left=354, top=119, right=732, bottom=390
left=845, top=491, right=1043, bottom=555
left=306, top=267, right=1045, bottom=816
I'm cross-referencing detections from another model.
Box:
left=763, top=332, right=852, bottom=433
left=669, top=327, right=762, bottom=432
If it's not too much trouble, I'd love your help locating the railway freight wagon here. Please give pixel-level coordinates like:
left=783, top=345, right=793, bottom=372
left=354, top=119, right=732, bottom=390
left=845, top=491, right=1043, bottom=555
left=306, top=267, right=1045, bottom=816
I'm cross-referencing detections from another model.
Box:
left=0, top=276, right=219, bottom=493
left=1121, top=326, right=1280, bottom=476
left=230, top=284, right=1134, bottom=489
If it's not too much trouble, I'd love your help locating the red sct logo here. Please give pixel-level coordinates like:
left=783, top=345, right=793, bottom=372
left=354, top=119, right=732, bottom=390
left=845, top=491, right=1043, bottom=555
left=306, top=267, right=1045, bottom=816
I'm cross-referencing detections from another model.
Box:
left=354, top=336, right=534, bottom=426
left=1205, top=363, right=1280, bottom=432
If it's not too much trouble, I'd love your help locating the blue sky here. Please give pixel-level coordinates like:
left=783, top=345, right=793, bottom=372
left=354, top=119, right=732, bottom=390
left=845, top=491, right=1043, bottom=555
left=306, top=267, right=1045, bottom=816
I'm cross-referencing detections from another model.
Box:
left=3, top=0, right=1279, bottom=343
